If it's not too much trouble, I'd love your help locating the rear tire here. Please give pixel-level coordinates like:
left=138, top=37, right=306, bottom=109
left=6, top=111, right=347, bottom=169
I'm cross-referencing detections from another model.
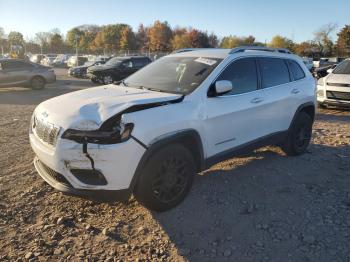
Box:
left=31, top=76, right=45, bottom=90
left=282, top=112, right=313, bottom=156
left=134, top=144, right=196, bottom=212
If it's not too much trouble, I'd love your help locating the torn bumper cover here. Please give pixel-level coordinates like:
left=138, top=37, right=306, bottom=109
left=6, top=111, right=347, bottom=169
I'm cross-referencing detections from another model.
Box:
left=30, top=132, right=146, bottom=201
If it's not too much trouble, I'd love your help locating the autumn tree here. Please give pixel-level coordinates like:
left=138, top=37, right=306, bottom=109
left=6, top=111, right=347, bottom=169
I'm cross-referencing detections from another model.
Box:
left=314, top=23, right=337, bottom=56
left=268, top=35, right=295, bottom=51
left=294, top=41, right=319, bottom=57
left=119, top=25, right=136, bottom=50
left=148, top=20, right=172, bottom=51
left=171, top=27, right=190, bottom=49
left=208, top=33, right=219, bottom=48
left=136, top=24, right=149, bottom=51
left=8, top=31, right=24, bottom=47
left=220, top=35, right=256, bottom=48
left=79, top=31, right=97, bottom=53
left=66, top=28, right=85, bottom=49
left=187, top=29, right=210, bottom=48
left=336, top=25, right=350, bottom=56
left=49, top=33, right=65, bottom=53
left=90, top=31, right=104, bottom=53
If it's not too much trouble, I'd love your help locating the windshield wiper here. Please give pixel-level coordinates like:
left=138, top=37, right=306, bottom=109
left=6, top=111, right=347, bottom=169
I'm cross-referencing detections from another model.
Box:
left=144, top=87, right=183, bottom=95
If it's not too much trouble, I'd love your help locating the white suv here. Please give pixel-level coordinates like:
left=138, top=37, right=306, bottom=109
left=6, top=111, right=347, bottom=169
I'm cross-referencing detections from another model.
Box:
left=30, top=47, right=316, bottom=211
left=317, top=58, right=350, bottom=108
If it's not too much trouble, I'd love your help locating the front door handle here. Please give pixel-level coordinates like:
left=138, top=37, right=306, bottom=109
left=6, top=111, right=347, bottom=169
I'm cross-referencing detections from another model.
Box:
left=251, top=97, right=264, bottom=104
left=291, top=88, right=300, bottom=94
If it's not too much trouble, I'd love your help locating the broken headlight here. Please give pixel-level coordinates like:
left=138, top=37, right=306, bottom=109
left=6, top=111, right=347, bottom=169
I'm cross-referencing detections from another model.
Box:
left=62, top=123, right=134, bottom=144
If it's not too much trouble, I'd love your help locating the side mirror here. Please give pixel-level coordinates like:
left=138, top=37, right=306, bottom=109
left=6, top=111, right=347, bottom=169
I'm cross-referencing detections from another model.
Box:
left=215, top=80, right=232, bottom=95
left=327, top=68, right=333, bottom=74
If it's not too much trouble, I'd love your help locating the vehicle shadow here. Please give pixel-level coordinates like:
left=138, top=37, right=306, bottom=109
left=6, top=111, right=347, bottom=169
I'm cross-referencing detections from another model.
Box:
left=151, top=143, right=350, bottom=262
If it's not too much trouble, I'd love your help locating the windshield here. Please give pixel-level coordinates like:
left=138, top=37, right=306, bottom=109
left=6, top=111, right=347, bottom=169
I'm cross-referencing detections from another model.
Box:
left=105, top=57, right=123, bottom=66
left=123, top=56, right=222, bottom=95
left=333, top=60, right=350, bottom=74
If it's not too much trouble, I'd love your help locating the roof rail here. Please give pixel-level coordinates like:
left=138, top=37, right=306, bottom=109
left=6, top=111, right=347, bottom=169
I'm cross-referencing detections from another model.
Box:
left=229, top=46, right=292, bottom=54
left=171, top=48, right=200, bottom=54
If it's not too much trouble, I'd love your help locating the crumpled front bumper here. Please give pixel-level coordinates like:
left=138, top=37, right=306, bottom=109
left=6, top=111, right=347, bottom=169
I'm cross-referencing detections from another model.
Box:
left=30, top=132, right=146, bottom=201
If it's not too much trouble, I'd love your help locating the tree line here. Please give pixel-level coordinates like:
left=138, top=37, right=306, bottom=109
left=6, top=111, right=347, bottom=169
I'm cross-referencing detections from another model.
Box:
left=1, top=21, right=350, bottom=57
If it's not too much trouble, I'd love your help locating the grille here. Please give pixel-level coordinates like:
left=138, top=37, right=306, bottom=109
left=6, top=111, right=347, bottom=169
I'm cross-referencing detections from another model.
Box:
left=37, top=160, right=72, bottom=187
left=326, top=91, right=350, bottom=101
left=33, top=116, right=60, bottom=146
left=327, top=82, right=350, bottom=87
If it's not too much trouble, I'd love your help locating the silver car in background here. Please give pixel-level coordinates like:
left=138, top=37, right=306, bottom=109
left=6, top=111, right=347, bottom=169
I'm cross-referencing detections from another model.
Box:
left=0, top=59, right=56, bottom=89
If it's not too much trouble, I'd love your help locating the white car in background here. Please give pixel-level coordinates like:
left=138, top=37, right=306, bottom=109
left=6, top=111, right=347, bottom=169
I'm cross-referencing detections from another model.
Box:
left=317, top=59, right=350, bottom=108
left=40, top=54, right=57, bottom=67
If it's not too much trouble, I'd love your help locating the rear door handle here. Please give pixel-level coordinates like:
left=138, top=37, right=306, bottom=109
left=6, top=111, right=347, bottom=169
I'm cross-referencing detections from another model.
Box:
left=250, top=97, right=264, bottom=104
left=291, top=88, right=300, bottom=94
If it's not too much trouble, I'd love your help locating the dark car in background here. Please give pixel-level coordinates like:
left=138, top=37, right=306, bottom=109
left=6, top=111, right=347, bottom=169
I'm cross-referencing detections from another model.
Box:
left=68, top=60, right=105, bottom=78
left=0, top=59, right=56, bottom=89
left=87, top=56, right=151, bottom=84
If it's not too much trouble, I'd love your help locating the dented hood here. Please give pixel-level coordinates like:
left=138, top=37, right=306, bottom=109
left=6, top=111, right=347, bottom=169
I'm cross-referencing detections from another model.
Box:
left=35, top=85, right=181, bottom=130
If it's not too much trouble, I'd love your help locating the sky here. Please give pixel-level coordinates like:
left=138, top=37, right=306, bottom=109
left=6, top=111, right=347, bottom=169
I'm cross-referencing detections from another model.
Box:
left=0, top=0, right=348, bottom=43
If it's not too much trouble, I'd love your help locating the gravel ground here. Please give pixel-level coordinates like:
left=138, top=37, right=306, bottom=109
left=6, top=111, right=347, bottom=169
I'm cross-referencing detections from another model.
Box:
left=0, top=70, right=350, bottom=261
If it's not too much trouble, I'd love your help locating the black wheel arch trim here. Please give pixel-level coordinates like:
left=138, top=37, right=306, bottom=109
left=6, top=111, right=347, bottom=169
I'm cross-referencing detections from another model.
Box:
left=129, top=129, right=205, bottom=193
left=288, top=101, right=316, bottom=130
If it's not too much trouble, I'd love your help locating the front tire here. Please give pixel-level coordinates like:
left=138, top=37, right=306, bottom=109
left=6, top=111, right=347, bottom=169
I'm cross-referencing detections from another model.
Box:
left=102, top=74, right=113, bottom=85
left=282, top=112, right=313, bottom=156
left=134, top=144, right=196, bottom=212
left=31, top=76, right=45, bottom=90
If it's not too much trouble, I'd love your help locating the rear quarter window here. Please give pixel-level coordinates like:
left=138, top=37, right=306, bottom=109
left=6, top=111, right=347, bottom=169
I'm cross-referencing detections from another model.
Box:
left=259, top=57, right=290, bottom=88
left=287, top=60, right=305, bottom=80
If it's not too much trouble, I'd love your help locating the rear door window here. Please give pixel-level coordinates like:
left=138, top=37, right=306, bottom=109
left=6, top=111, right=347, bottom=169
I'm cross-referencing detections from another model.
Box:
left=259, top=58, right=290, bottom=88
left=287, top=60, right=305, bottom=80
left=216, top=57, right=258, bottom=95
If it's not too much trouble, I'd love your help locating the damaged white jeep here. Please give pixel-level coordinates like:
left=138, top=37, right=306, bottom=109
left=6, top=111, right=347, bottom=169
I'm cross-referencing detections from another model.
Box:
left=30, top=47, right=316, bottom=211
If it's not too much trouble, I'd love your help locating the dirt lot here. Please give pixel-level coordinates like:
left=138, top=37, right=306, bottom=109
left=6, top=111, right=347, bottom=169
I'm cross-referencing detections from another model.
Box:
left=0, top=69, right=350, bottom=262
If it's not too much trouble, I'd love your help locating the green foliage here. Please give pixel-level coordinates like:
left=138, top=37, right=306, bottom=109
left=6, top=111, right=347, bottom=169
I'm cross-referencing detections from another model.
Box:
left=220, top=35, right=255, bottom=48
left=119, top=25, right=136, bottom=50
left=66, top=28, right=85, bottom=48
left=49, top=33, right=64, bottom=53
left=8, top=31, right=24, bottom=47
left=268, top=35, right=294, bottom=50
